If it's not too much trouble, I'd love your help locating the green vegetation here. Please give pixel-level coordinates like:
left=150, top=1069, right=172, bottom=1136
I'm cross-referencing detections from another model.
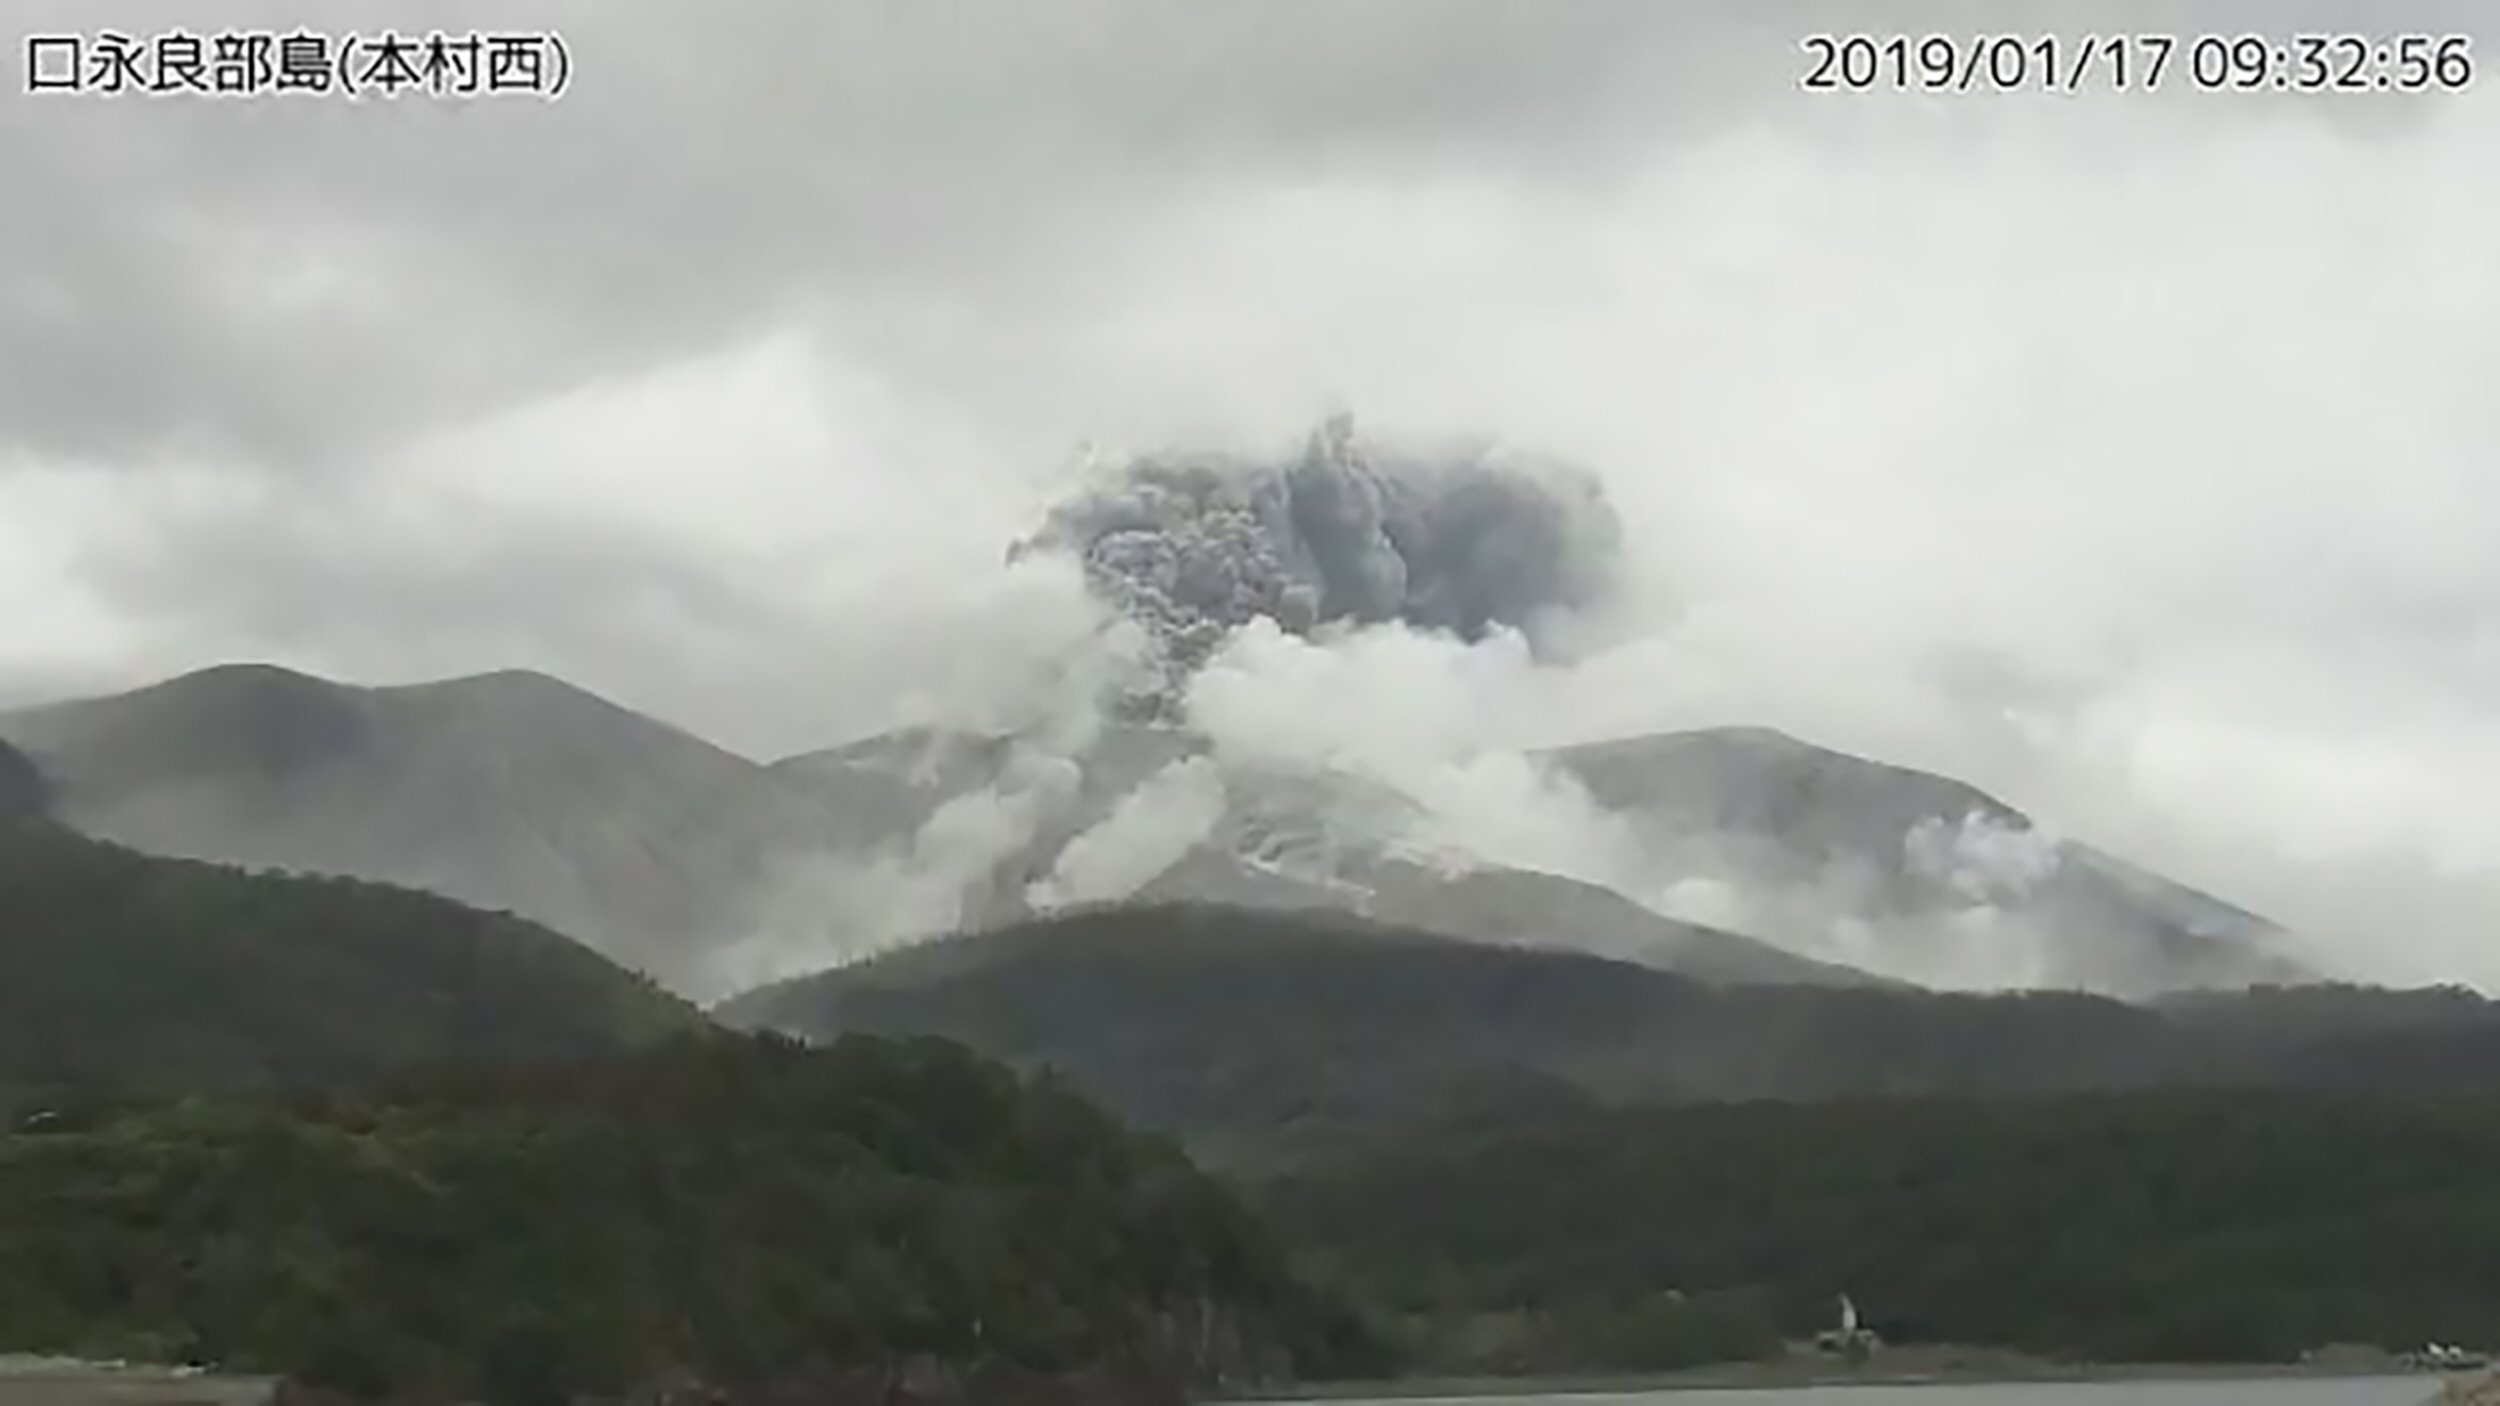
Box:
left=11, top=856, right=2499, bottom=1391
left=720, top=903, right=1637, bottom=1167
left=0, top=738, right=42, bottom=819
left=725, top=902, right=2500, bottom=1168
left=728, top=905, right=2500, bottom=1375
left=0, top=1032, right=1385, bottom=1402
left=1265, top=1090, right=2500, bottom=1370
left=0, top=819, right=702, bottom=1115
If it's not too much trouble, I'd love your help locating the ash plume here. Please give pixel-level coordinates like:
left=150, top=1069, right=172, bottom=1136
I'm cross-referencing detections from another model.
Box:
left=1013, top=413, right=1624, bottom=710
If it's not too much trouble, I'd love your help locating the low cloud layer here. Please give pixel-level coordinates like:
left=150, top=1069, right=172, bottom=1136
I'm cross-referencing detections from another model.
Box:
left=6, top=0, right=2499, bottom=988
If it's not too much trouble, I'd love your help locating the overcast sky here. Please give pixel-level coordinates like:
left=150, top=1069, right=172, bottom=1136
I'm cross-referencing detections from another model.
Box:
left=4, top=0, right=2497, bottom=986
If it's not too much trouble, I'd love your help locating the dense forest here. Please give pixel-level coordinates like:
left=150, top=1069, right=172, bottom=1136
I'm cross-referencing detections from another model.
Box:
left=0, top=813, right=702, bottom=1115
left=724, top=902, right=2500, bottom=1167
left=12, top=796, right=2500, bottom=1394
left=0, top=1032, right=1385, bottom=1404
left=1265, top=1090, right=2500, bottom=1372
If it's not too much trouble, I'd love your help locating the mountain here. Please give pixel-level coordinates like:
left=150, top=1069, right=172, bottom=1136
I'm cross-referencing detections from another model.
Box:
left=775, top=719, right=2297, bottom=997
left=0, top=814, right=703, bottom=1113
left=1138, top=848, right=1883, bottom=988
left=719, top=902, right=2500, bottom=1169
left=720, top=902, right=1646, bottom=1165
left=0, top=664, right=884, bottom=999
left=770, top=722, right=1879, bottom=991
left=7, top=663, right=2295, bottom=1001
left=771, top=723, right=1033, bottom=839
left=1538, top=727, right=2306, bottom=995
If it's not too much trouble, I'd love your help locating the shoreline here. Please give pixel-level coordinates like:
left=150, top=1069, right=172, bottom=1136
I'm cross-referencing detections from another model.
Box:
left=1226, top=1355, right=2444, bottom=1400
left=0, top=1352, right=2455, bottom=1406
left=0, top=1358, right=276, bottom=1406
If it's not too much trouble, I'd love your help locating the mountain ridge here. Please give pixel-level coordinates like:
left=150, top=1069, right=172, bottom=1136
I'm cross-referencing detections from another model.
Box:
left=0, top=810, right=703, bottom=1113
left=2, top=663, right=874, bottom=999
left=1535, top=726, right=2305, bottom=994
left=4, top=662, right=2306, bottom=1001
left=719, top=900, right=2499, bottom=1171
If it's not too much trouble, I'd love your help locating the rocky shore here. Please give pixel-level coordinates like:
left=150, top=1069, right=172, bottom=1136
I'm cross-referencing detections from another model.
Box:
left=0, top=1355, right=1204, bottom=1406
left=269, top=1359, right=1196, bottom=1406
left=2438, top=1369, right=2500, bottom=1404
left=0, top=1358, right=274, bottom=1406
left=626, top=1362, right=1191, bottom=1406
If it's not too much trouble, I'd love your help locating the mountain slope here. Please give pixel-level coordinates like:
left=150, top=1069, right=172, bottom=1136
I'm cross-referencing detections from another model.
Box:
left=1539, top=727, right=2305, bottom=994
left=770, top=724, right=1034, bottom=842
left=0, top=817, right=703, bottom=1111
left=720, top=902, right=1651, bottom=1165
left=771, top=722, right=1879, bottom=990
left=7, top=664, right=2295, bottom=1001
left=0, top=1032, right=1384, bottom=1399
left=1264, top=1090, right=2500, bottom=1367
left=719, top=902, right=2498, bottom=1169
left=778, top=719, right=2295, bottom=997
left=1, top=665, right=882, bottom=998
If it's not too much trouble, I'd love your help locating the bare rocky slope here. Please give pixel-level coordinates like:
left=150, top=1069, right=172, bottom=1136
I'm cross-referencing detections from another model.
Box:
left=1, top=665, right=876, bottom=999
left=6, top=664, right=2304, bottom=1001
left=774, top=721, right=1880, bottom=991
left=778, top=720, right=2306, bottom=997
left=4, top=669, right=1869, bottom=996
left=1538, top=727, right=2308, bottom=995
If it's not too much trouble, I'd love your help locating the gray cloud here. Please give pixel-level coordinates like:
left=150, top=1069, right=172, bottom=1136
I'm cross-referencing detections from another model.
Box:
left=0, top=0, right=1773, bottom=466
left=5, top=0, right=2499, bottom=986
left=10, top=0, right=2463, bottom=467
left=1015, top=414, right=1622, bottom=710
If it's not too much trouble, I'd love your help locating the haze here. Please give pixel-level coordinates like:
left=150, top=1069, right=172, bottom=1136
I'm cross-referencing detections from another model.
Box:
left=3, top=0, right=2495, bottom=987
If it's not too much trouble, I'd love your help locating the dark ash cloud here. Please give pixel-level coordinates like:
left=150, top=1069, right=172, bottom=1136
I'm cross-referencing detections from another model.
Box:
left=1015, top=415, right=1622, bottom=707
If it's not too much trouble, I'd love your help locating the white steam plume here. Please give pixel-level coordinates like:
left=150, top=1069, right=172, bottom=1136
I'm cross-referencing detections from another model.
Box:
left=1027, top=755, right=1228, bottom=910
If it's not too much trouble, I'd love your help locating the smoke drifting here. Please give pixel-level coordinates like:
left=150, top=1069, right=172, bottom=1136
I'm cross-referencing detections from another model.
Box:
left=1014, top=414, right=1625, bottom=709
left=1026, top=755, right=1228, bottom=911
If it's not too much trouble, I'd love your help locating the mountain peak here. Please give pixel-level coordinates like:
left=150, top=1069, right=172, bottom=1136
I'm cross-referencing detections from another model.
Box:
left=380, top=667, right=638, bottom=721
left=0, top=660, right=373, bottom=788
left=1547, top=724, right=2026, bottom=827
left=0, top=659, right=833, bottom=997
left=402, top=667, right=597, bottom=699
left=133, top=659, right=354, bottom=700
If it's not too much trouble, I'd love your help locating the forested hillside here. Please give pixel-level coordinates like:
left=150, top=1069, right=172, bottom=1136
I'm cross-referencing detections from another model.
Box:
left=1264, top=1091, right=2500, bottom=1373
left=724, top=902, right=2500, bottom=1167
left=0, top=819, right=702, bottom=1114
left=0, top=1032, right=1383, bottom=1403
